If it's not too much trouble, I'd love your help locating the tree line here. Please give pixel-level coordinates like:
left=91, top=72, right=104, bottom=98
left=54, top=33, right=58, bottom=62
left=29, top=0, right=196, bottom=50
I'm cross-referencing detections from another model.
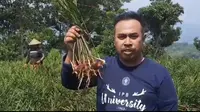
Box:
left=2, top=0, right=198, bottom=61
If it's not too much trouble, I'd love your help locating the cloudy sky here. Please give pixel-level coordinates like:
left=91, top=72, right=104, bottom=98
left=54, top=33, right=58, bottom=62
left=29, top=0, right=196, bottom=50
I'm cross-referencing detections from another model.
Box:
left=123, top=0, right=200, bottom=44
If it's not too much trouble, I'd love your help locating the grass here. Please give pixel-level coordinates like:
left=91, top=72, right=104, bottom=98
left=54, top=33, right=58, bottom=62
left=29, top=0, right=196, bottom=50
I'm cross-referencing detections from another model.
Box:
left=0, top=49, right=96, bottom=111
left=0, top=49, right=200, bottom=111
left=157, top=56, right=200, bottom=111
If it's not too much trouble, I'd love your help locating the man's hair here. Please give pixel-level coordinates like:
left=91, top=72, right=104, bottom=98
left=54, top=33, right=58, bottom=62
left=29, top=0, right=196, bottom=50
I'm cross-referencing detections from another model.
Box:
left=114, top=11, right=145, bottom=35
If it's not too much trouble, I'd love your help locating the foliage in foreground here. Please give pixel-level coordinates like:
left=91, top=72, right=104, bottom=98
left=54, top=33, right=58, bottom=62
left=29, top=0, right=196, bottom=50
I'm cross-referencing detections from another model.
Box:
left=0, top=49, right=200, bottom=111
left=0, top=49, right=96, bottom=111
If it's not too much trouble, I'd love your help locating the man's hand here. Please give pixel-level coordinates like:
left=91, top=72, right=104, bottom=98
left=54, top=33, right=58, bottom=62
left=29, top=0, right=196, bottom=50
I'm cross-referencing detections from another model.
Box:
left=36, top=60, right=41, bottom=64
left=64, top=25, right=82, bottom=64
left=64, top=25, right=81, bottom=51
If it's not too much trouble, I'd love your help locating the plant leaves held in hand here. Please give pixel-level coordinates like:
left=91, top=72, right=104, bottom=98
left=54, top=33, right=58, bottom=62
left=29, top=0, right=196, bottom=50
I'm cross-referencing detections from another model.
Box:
left=55, top=0, right=105, bottom=89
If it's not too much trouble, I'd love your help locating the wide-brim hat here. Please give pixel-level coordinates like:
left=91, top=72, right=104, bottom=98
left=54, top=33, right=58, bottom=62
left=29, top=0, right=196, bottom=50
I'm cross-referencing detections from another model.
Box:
left=28, top=39, right=41, bottom=45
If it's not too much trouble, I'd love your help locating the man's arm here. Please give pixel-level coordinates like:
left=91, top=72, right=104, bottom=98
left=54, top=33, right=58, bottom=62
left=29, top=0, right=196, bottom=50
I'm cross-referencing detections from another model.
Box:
left=40, top=52, right=45, bottom=61
left=61, top=53, right=98, bottom=90
left=36, top=49, right=45, bottom=62
left=157, top=70, right=178, bottom=111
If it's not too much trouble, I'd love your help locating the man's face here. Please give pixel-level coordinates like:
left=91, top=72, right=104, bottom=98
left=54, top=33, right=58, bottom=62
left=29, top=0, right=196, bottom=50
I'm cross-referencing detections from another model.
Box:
left=114, top=19, right=144, bottom=61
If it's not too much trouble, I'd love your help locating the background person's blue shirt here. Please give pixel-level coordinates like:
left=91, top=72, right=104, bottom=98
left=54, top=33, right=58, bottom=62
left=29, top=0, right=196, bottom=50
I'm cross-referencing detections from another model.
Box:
left=61, top=55, right=178, bottom=111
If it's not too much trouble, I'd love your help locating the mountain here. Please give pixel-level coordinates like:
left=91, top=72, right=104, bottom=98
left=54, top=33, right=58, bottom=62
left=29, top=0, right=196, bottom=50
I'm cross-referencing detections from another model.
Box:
left=165, top=42, right=200, bottom=59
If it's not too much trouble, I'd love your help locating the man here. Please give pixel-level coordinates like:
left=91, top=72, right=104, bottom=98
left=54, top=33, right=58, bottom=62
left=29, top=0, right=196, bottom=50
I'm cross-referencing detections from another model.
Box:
left=61, top=11, right=178, bottom=111
left=24, top=38, right=45, bottom=69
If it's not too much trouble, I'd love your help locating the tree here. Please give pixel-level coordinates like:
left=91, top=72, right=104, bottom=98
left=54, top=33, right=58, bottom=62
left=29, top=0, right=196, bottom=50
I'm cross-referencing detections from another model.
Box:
left=0, top=0, right=132, bottom=61
left=0, top=0, right=60, bottom=35
left=94, top=0, right=184, bottom=57
left=138, top=0, right=184, bottom=57
left=52, top=0, right=131, bottom=47
left=0, top=0, right=61, bottom=60
left=193, top=37, right=200, bottom=51
left=91, top=9, right=128, bottom=57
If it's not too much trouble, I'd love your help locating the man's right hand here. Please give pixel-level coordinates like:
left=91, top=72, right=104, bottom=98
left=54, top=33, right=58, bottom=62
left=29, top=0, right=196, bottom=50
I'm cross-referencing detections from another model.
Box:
left=64, top=25, right=82, bottom=64
left=63, top=25, right=105, bottom=76
left=64, top=25, right=81, bottom=51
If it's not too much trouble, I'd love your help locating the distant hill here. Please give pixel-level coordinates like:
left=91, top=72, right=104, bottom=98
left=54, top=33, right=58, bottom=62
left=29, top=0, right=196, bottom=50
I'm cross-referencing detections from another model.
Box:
left=165, top=42, right=200, bottom=59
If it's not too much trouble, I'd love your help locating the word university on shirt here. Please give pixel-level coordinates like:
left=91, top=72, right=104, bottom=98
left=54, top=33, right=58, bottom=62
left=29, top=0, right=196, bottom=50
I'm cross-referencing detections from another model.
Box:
left=101, top=84, right=146, bottom=111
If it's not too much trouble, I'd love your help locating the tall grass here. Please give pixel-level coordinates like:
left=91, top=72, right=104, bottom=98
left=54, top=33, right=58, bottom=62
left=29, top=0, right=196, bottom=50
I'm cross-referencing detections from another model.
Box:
left=157, top=56, right=200, bottom=111
left=0, top=49, right=200, bottom=111
left=0, top=49, right=96, bottom=111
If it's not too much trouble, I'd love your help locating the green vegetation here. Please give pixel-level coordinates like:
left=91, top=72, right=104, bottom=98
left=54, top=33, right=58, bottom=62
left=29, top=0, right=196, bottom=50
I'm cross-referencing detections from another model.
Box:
left=165, top=42, right=200, bottom=59
left=0, top=49, right=199, bottom=111
left=0, top=49, right=97, bottom=111
left=0, top=0, right=200, bottom=111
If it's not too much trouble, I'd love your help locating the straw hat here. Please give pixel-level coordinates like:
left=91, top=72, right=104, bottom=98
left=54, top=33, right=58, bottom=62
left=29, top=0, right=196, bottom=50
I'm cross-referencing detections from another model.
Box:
left=28, top=39, right=41, bottom=45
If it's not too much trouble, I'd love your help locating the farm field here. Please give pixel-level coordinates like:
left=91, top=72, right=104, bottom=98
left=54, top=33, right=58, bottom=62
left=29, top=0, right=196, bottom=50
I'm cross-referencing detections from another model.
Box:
left=0, top=49, right=199, bottom=111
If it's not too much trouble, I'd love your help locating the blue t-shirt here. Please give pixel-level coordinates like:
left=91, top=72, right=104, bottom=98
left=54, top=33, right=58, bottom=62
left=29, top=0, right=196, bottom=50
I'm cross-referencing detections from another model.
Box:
left=61, top=55, right=178, bottom=111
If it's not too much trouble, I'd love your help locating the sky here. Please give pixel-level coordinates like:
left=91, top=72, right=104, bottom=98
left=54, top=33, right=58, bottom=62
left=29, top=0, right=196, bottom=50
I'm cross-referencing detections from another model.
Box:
left=123, top=0, right=200, bottom=44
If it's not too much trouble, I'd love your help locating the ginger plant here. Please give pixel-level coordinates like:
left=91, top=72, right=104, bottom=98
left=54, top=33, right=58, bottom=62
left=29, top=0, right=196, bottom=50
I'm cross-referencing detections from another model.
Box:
left=54, top=0, right=105, bottom=89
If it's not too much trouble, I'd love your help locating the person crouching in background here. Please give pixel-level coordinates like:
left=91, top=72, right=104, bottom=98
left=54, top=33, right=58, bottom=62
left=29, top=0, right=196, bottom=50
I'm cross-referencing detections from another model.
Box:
left=24, top=39, right=45, bottom=70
